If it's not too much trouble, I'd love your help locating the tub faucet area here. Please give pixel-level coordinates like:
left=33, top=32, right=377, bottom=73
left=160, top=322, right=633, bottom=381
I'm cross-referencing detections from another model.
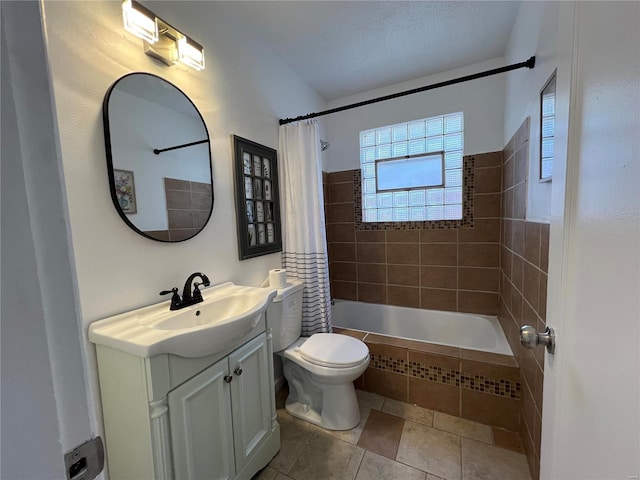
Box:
left=160, top=272, right=211, bottom=310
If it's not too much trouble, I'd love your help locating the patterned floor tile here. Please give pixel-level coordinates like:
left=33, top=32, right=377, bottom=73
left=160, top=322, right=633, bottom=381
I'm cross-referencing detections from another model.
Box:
left=433, top=412, right=493, bottom=444
left=355, top=451, right=426, bottom=480
left=269, top=386, right=533, bottom=480
left=253, top=466, right=277, bottom=480
left=382, top=398, right=434, bottom=426
left=461, top=437, right=531, bottom=480
left=357, top=410, right=405, bottom=459
left=269, top=411, right=316, bottom=473
left=288, top=431, right=365, bottom=480
left=396, top=420, right=462, bottom=480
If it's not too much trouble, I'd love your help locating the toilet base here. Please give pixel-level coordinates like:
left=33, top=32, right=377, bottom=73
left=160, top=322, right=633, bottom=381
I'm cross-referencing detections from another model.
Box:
left=283, top=367, right=361, bottom=431
left=278, top=335, right=370, bottom=431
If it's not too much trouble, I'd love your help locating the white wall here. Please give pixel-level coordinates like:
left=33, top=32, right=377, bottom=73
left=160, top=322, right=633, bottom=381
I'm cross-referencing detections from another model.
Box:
left=503, top=1, right=561, bottom=222
left=38, top=0, right=324, bottom=458
left=323, top=57, right=507, bottom=172
left=1, top=2, right=92, bottom=477
left=110, top=89, right=210, bottom=231
left=1, top=20, right=65, bottom=479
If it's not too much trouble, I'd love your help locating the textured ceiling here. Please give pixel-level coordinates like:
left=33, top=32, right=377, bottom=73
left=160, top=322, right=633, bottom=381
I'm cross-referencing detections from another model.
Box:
left=216, top=1, right=521, bottom=101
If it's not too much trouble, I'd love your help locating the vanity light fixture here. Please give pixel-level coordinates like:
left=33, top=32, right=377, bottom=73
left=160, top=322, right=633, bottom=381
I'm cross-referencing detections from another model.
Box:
left=178, top=36, right=206, bottom=71
left=122, top=0, right=158, bottom=44
left=122, top=0, right=205, bottom=71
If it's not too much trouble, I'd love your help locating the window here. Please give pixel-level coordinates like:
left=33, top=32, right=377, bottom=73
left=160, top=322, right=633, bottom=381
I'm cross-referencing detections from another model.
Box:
left=360, top=112, right=464, bottom=222
left=540, top=71, right=556, bottom=181
left=376, top=154, right=444, bottom=191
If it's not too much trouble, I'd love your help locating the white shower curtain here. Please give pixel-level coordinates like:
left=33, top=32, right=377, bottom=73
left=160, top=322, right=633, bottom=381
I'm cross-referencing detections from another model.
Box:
left=278, top=120, right=332, bottom=335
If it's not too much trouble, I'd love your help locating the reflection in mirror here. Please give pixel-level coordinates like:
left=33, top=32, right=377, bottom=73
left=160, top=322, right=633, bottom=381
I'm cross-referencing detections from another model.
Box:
left=539, top=70, right=556, bottom=182
left=103, top=73, right=213, bottom=242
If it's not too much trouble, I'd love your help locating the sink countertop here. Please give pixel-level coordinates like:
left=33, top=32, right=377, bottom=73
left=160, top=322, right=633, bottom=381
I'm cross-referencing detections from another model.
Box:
left=88, top=282, right=277, bottom=358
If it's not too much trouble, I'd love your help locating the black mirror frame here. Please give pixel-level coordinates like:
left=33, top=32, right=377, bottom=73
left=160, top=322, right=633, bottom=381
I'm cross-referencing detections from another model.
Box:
left=102, top=72, right=214, bottom=242
left=233, top=135, right=282, bottom=260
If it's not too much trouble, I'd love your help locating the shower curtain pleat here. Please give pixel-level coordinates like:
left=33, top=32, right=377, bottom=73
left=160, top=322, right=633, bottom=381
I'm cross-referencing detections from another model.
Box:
left=278, top=120, right=332, bottom=335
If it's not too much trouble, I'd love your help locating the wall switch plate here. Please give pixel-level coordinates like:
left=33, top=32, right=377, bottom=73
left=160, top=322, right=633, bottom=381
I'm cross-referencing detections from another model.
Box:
left=64, top=437, right=104, bottom=480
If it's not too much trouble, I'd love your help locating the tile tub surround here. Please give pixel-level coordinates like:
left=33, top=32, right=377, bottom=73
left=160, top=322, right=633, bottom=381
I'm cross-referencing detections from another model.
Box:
left=144, top=178, right=213, bottom=241
left=334, top=327, right=521, bottom=432
left=324, top=152, right=503, bottom=316
left=499, top=119, right=549, bottom=480
left=322, top=139, right=547, bottom=478
left=258, top=387, right=531, bottom=480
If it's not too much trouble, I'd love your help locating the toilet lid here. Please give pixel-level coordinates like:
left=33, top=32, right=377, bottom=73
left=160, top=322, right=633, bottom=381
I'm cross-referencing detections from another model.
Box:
left=298, top=333, right=369, bottom=368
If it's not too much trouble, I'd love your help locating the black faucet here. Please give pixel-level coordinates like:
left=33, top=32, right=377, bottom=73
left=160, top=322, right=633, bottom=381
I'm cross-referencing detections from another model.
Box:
left=182, top=272, right=211, bottom=303
left=160, top=272, right=211, bottom=310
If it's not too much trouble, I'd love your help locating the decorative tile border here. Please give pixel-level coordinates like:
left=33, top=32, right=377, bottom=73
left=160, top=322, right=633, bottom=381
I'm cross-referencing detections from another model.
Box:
left=370, top=353, right=521, bottom=400
left=370, top=355, right=407, bottom=374
left=352, top=155, right=475, bottom=230
left=409, top=362, right=461, bottom=386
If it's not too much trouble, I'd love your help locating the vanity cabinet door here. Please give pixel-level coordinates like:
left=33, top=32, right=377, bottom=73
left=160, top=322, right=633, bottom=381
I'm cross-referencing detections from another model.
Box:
left=228, top=333, right=271, bottom=473
left=168, top=357, right=235, bottom=480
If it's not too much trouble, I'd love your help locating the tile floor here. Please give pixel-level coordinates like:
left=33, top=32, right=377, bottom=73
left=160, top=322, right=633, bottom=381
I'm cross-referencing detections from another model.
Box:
left=254, top=388, right=531, bottom=480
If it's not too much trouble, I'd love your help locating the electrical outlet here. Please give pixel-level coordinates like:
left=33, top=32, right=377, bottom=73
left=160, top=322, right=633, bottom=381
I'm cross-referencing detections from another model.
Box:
left=64, top=437, right=104, bottom=480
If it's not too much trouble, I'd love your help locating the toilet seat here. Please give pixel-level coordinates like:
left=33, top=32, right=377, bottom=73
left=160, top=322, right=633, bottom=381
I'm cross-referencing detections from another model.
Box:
left=297, top=333, right=369, bottom=368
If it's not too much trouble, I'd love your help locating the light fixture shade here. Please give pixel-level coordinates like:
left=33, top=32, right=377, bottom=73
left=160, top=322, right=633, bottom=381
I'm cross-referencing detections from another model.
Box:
left=178, top=36, right=206, bottom=71
left=122, top=0, right=158, bottom=44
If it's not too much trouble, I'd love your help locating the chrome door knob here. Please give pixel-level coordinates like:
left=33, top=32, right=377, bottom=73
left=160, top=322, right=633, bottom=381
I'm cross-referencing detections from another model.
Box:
left=520, top=325, right=556, bottom=354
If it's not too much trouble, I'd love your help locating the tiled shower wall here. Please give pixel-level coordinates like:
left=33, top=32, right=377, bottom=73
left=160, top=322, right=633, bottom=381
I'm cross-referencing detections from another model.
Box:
left=323, top=132, right=548, bottom=479
left=145, top=178, right=212, bottom=241
left=323, top=152, right=503, bottom=315
left=499, top=118, right=549, bottom=480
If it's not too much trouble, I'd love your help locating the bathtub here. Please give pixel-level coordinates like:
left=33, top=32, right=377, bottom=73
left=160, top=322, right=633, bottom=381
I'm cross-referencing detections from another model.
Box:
left=332, top=300, right=513, bottom=356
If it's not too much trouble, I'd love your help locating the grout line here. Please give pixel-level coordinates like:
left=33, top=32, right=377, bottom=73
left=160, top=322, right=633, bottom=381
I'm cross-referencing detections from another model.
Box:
left=351, top=447, right=367, bottom=480
left=474, top=191, right=501, bottom=196
left=281, top=425, right=315, bottom=476
left=459, top=433, right=465, bottom=477
left=456, top=234, right=460, bottom=312
left=418, top=240, right=423, bottom=309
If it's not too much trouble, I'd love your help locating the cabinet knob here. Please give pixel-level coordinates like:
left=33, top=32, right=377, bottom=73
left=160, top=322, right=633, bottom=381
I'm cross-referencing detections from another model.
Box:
left=224, top=375, right=233, bottom=383
left=234, top=367, right=243, bottom=376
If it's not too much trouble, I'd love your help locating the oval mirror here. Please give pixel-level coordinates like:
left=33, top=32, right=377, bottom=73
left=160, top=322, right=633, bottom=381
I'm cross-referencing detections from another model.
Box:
left=103, top=73, right=213, bottom=242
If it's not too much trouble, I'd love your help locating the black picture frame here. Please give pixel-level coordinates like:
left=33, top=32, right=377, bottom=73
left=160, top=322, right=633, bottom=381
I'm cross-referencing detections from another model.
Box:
left=233, top=135, right=282, bottom=260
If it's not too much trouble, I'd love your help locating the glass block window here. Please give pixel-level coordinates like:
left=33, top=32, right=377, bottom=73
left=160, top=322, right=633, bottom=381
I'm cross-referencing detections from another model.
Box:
left=360, top=112, right=464, bottom=222
left=540, top=72, right=556, bottom=181
left=376, top=154, right=443, bottom=191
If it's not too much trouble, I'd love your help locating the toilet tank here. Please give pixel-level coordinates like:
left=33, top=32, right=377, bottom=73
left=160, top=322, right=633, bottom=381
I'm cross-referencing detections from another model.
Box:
left=265, top=279, right=304, bottom=352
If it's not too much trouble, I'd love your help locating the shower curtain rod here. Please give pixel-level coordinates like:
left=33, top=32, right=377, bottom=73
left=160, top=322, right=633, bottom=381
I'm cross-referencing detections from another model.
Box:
left=279, top=56, right=535, bottom=126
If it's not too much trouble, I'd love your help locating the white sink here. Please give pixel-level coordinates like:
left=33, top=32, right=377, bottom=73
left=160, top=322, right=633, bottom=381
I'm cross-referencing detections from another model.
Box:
left=88, top=282, right=277, bottom=358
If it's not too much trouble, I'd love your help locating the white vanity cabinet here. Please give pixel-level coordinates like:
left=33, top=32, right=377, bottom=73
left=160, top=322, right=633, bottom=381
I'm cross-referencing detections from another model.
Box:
left=94, top=319, right=280, bottom=480
left=169, top=333, right=272, bottom=480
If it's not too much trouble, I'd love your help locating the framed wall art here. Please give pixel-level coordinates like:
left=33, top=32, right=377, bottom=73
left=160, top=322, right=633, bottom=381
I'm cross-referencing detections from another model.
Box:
left=233, top=135, right=282, bottom=259
left=113, top=169, right=137, bottom=214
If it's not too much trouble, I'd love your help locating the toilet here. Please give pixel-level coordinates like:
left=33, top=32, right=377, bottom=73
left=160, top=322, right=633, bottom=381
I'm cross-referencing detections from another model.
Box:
left=266, top=279, right=370, bottom=430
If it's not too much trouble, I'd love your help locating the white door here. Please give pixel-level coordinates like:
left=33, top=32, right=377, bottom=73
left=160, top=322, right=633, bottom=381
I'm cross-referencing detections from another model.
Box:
left=228, top=333, right=271, bottom=474
left=169, top=357, right=235, bottom=480
left=541, top=2, right=640, bottom=479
